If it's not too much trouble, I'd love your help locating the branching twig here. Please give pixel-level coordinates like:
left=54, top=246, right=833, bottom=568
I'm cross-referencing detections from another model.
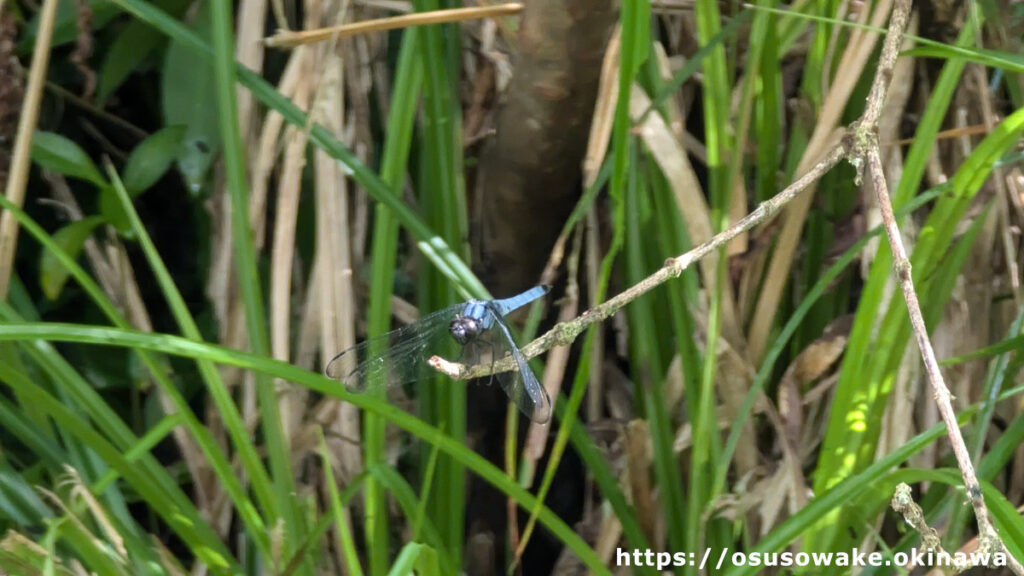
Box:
left=891, top=482, right=1007, bottom=574
left=428, top=141, right=848, bottom=379
left=429, top=2, right=1023, bottom=571
left=849, top=1, right=1020, bottom=574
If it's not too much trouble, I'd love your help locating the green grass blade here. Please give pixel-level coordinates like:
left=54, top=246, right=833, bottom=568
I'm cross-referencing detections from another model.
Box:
left=105, top=0, right=488, bottom=299
left=208, top=2, right=303, bottom=564
left=0, top=323, right=609, bottom=574
left=318, top=429, right=365, bottom=576
left=0, top=194, right=273, bottom=558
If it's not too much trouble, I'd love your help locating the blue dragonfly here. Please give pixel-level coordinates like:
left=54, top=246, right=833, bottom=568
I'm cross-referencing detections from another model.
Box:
left=326, top=285, right=553, bottom=423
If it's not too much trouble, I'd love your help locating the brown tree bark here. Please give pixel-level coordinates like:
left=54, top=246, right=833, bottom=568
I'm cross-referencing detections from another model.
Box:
left=474, top=0, right=616, bottom=295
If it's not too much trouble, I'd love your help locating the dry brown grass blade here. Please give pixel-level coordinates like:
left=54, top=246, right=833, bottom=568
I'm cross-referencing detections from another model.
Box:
left=249, top=51, right=303, bottom=251
left=625, top=419, right=656, bottom=544
left=746, top=0, right=895, bottom=363
left=629, top=84, right=746, bottom=351
left=271, top=55, right=313, bottom=437
left=776, top=314, right=852, bottom=450
left=524, top=225, right=583, bottom=460
left=584, top=209, right=605, bottom=423
left=0, top=0, right=59, bottom=298
left=757, top=397, right=808, bottom=532
left=264, top=3, right=522, bottom=48
left=312, top=33, right=362, bottom=482
left=235, top=0, right=269, bottom=146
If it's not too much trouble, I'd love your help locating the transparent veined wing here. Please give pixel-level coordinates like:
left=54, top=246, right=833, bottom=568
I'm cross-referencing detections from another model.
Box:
left=325, top=303, right=465, bottom=393
left=461, top=304, right=552, bottom=423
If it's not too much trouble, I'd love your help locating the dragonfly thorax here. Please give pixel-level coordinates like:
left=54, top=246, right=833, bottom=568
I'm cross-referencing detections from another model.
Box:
left=449, top=314, right=483, bottom=345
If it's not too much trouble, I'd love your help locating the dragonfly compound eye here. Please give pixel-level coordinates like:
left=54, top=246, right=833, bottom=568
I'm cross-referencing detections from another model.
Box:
left=449, top=315, right=481, bottom=345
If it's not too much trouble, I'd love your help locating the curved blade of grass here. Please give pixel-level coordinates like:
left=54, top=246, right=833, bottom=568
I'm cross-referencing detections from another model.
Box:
left=362, top=25, right=424, bottom=576
left=208, top=1, right=305, bottom=563
left=0, top=359, right=241, bottom=574
left=313, top=430, right=364, bottom=576
left=0, top=194, right=273, bottom=558
left=106, top=159, right=281, bottom=515
left=366, top=463, right=452, bottom=575
left=941, top=334, right=1024, bottom=365
left=412, top=0, right=470, bottom=562
left=105, top=0, right=489, bottom=300
left=387, top=542, right=440, bottom=576
left=713, top=185, right=946, bottom=498
left=0, top=323, right=611, bottom=576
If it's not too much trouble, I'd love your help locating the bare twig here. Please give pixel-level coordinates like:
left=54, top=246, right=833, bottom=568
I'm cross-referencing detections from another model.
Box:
left=891, top=482, right=1011, bottom=572
left=428, top=141, right=847, bottom=379
left=434, top=1, right=1024, bottom=570
left=891, top=483, right=947, bottom=557
left=847, top=1, right=1020, bottom=572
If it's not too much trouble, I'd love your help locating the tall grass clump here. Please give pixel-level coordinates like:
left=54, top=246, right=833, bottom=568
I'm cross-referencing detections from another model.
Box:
left=2, top=1, right=1024, bottom=575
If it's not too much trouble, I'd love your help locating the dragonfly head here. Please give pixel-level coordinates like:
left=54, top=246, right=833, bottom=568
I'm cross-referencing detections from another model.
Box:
left=449, top=314, right=482, bottom=345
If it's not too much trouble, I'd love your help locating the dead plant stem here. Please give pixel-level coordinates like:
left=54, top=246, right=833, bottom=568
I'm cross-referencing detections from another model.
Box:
left=429, top=1, right=1023, bottom=570
left=852, top=0, right=1018, bottom=571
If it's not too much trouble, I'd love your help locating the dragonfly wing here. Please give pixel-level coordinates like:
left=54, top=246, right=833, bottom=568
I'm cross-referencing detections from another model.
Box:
left=478, top=309, right=552, bottom=423
left=325, top=304, right=464, bottom=393
left=494, top=348, right=552, bottom=423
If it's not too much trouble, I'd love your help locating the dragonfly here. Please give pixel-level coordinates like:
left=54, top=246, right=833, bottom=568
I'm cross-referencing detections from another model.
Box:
left=326, top=285, right=553, bottom=423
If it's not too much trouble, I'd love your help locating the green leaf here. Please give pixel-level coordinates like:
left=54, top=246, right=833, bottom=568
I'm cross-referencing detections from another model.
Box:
left=414, top=546, right=440, bottom=576
left=627, top=0, right=651, bottom=76
left=161, top=1, right=219, bottom=192
left=905, top=45, right=1024, bottom=74
left=0, top=467, right=53, bottom=525
left=99, top=21, right=164, bottom=104
left=387, top=542, right=439, bottom=576
left=122, top=125, right=187, bottom=194
left=18, top=0, right=121, bottom=54
left=97, top=0, right=192, bottom=104
left=40, top=216, right=104, bottom=300
left=942, top=334, right=1024, bottom=365
left=31, top=132, right=107, bottom=187
left=98, top=188, right=131, bottom=234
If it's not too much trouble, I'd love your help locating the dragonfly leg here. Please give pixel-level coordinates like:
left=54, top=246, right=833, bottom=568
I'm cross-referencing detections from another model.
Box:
left=487, top=351, right=498, bottom=387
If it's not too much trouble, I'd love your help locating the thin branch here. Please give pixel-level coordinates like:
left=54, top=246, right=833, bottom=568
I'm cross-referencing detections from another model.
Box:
left=428, top=2, right=1024, bottom=571
left=891, top=483, right=947, bottom=556
left=429, top=141, right=848, bottom=379
left=849, top=0, right=1021, bottom=572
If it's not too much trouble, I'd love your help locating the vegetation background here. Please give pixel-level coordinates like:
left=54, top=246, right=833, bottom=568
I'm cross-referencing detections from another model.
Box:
left=1, top=0, right=1024, bottom=574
